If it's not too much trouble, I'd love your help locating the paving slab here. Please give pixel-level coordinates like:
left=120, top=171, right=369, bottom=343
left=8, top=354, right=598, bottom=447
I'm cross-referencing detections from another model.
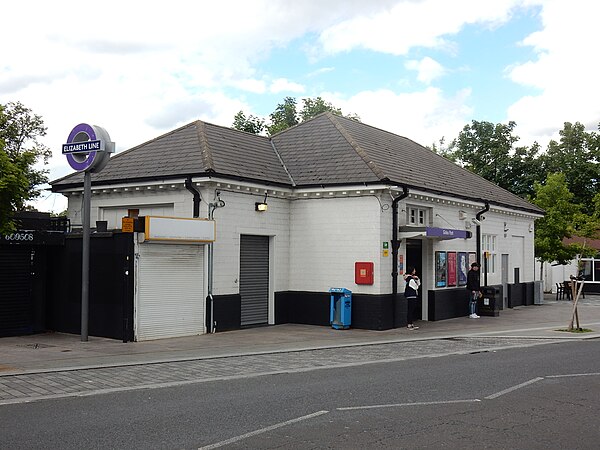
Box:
left=1, top=295, right=599, bottom=376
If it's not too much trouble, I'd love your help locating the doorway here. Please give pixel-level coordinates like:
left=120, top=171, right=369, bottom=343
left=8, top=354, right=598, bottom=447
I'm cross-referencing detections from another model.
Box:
left=406, top=239, right=423, bottom=320
left=501, top=254, right=509, bottom=309
left=239, top=235, right=270, bottom=326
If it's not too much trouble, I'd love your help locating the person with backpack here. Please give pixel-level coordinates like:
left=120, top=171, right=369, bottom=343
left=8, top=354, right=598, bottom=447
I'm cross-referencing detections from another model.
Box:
left=404, top=267, right=420, bottom=330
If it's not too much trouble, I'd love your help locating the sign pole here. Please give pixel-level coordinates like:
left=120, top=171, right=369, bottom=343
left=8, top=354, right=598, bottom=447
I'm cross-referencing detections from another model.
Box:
left=63, top=123, right=114, bottom=343
left=81, top=171, right=91, bottom=342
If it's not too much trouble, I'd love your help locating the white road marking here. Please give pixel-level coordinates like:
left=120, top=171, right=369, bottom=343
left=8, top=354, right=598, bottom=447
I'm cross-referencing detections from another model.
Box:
left=485, top=377, right=544, bottom=399
left=546, top=372, right=600, bottom=378
left=337, top=399, right=481, bottom=411
left=197, top=410, right=329, bottom=449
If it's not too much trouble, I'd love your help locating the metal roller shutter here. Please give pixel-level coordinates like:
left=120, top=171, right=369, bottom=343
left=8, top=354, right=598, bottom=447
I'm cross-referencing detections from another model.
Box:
left=240, top=235, right=269, bottom=326
left=136, top=243, right=204, bottom=340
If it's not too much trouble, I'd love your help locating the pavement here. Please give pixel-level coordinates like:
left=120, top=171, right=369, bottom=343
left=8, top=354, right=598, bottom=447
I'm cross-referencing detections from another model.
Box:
left=1, top=293, right=599, bottom=377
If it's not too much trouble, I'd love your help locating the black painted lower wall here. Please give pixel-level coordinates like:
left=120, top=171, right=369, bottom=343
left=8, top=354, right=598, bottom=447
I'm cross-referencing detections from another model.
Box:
left=275, top=291, right=406, bottom=331
left=428, top=288, right=469, bottom=321
left=207, top=294, right=241, bottom=332
left=583, top=283, right=600, bottom=293
left=508, top=283, right=524, bottom=307
left=428, top=285, right=505, bottom=321
left=507, top=282, right=537, bottom=308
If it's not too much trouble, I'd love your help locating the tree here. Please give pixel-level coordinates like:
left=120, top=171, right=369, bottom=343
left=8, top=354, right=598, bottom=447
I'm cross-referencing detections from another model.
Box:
left=0, top=102, right=50, bottom=234
left=504, top=142, right=544, bottom=199
left=232, top=111, right=265, bottom=135
left=429, top=137, right=457, bottom=162
left=441, top=120, right=550, bottom=199
left=451, top=120, right=519, bottom=191
left=539, top=122, right=600, bottom=213
left=267, top=96, right=299, bottom=135
left=299, top=97, right=343, bottom=122
left=233, top=96, right=360, bottom=136
left=532, top=172, right=581, bottom=280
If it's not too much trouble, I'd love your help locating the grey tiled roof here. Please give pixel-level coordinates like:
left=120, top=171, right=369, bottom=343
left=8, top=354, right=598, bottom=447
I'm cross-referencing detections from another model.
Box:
left=51, top=121, right=291, bottom=187
left=51, top=113, right=542, bottom=213
left=317, top=114, right=542, bottom=213
left=270, top=113, right=380, bottom=185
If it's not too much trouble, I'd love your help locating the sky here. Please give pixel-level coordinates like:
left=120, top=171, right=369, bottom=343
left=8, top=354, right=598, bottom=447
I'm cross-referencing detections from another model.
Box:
left=2, top=0, right=599, bottom=213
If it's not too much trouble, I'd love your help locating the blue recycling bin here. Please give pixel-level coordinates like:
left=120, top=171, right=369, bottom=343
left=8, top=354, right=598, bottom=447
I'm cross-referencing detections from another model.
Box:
left=330, top=288, right=352, bottom=329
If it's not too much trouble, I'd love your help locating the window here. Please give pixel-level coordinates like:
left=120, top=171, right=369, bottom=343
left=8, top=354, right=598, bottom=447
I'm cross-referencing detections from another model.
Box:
left=579, top=257, right=600, bottom=282
left=482, top=234, right=497, bottom=274
left=408, top=207, right=427, bottom=226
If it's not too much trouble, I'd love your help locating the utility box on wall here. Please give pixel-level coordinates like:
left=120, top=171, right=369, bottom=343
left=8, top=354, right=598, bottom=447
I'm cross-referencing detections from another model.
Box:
left=355, top=261, right=374, bottom=285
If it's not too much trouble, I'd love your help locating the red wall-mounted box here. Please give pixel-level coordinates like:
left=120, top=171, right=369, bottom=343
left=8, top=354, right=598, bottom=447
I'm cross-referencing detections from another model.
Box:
left=355, top=261, right=374, bottom=285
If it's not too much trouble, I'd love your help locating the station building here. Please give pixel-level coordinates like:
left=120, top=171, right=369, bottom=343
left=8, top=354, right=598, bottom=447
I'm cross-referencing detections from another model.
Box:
left=49, top=113, right=543, bottom=341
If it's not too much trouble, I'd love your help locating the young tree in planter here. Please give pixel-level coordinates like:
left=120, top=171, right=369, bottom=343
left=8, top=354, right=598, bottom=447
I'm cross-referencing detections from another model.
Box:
left=532, top=172, right=581, bottom=281
left=567, top=194, right=600, bottom=330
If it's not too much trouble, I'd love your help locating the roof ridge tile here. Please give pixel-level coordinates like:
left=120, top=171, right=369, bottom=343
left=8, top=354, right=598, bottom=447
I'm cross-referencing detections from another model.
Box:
left=326, top=113, right=388, bottom=181
left=195, top=120, right=214, bottom=172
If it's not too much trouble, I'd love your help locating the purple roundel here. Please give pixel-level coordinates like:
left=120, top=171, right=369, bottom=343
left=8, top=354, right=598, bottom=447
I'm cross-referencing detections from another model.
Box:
left=65, top=123, right=98, bottom=172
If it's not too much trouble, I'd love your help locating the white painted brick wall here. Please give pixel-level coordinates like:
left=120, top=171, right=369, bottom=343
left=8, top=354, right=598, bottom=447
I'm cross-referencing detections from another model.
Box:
left=204, top=188, right=290, bottom=296
left=395, top=198, right=537, bottom=291
left=66, top=186, right=538, bottom=300
left=289, top=196, right=382, bottom=293
left=66, top=189, right=186, bottom=229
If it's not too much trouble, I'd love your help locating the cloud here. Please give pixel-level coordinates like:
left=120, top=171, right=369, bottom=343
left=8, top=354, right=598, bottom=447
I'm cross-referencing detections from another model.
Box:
left=316, top=0, right=524, bottom=56
left=269, top=78, right=305, bottom=94
left=306, top=67, right=335, bottom=77
left=4, top=0, right=596, bottom=214
left=405, top=57, right=445, bottom=84
left=505, top=0, right=600, bottom=145
left=230, top=79, right=267, bottom=94
left=324, top=86, right=473, bottom=146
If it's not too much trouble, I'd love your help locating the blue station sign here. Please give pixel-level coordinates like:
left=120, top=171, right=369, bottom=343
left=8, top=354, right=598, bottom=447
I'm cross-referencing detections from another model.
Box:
left=426, top=227, right=471, bottom=239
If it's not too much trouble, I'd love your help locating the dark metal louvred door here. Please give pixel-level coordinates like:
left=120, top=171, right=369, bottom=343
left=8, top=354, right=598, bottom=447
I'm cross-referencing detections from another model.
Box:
left=0, top=247, right=33, bottom=336
left=239, top=235, right=269, bottom=326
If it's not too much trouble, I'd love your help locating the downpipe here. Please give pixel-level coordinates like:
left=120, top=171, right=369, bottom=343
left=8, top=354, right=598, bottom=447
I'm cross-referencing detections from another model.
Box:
left=391, top=186, right=410, bottom=296
left=476, top=201, right=490, bottom=286
left=185, top=176, right=201, bottom=218
left=208, top=190, right=225, bottom=333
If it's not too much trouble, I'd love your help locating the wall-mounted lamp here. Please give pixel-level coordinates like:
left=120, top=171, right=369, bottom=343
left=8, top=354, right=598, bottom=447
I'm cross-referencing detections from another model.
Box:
left=255, top=193, right=268, bottom=212
left=458, top=210, right=467, bottom=220
left=529, top=223, right=534, bottom=233
left=503, top=222, right=509, bottom=233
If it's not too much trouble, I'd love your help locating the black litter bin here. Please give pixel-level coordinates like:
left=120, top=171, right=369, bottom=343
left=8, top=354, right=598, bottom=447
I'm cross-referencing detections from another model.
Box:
left=478, top=286, right=500, bottom=317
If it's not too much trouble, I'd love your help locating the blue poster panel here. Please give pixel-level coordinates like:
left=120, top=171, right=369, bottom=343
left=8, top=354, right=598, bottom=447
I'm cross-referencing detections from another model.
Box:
left=458, top=252, right=468, bottom=286
left=435, top=251, right=447, bottom=288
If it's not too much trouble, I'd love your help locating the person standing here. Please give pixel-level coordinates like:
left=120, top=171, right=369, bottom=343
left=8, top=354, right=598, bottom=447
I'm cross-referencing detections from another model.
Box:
left=466, top=262, right=481, bottom=319
left=404, top=267, right=420, bottom=330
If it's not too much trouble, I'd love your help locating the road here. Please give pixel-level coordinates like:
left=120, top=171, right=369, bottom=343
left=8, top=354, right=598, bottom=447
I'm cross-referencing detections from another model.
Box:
left=1, top=338, right=599, bottom=449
